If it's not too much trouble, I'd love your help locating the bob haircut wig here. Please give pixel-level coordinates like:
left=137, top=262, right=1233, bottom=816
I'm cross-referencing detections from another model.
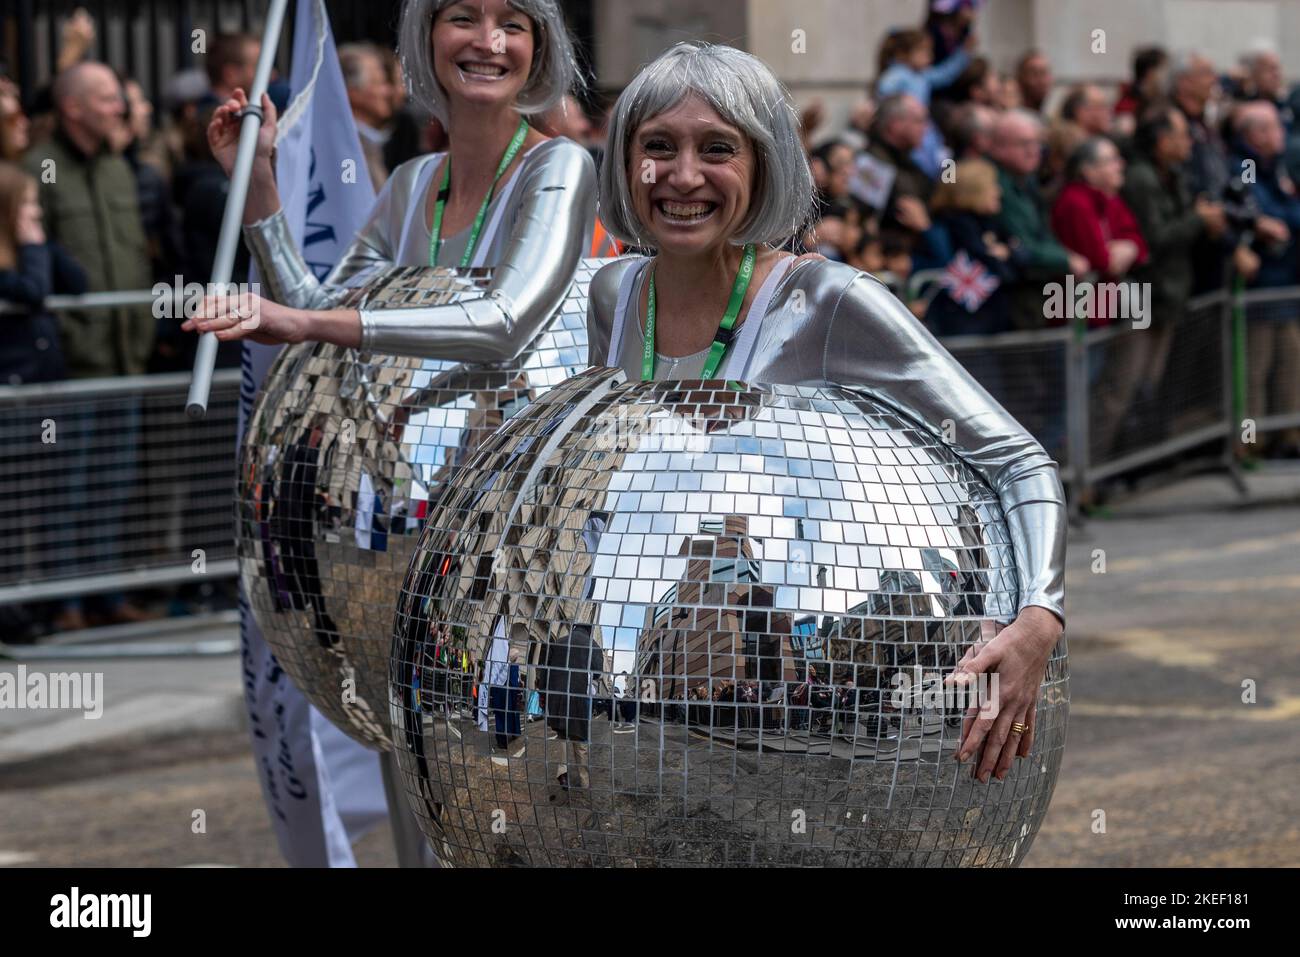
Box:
left=397, top=0, right=580, bottom=125
left=599, top=42, right=815, bottom=249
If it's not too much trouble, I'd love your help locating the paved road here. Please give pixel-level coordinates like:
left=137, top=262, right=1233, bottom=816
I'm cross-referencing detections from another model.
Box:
left=1, top=501, right=1296, bottom=867
left=1026, top=504, right=1300, bottom=867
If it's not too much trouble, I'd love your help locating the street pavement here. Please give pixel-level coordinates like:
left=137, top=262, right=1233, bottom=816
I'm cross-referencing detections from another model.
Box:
left=2, top=468, right=1297, bottom=867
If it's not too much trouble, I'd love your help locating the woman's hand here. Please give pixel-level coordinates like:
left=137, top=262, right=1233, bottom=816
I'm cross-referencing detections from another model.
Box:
left=182, top=289, right=308, bottom=346
left=207, top=88, right=278, bottom=178
left=945, top=605, right=1062, bottom=783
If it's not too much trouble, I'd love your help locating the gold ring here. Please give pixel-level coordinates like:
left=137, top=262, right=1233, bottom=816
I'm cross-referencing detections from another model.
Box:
left=1010, top=722, right=1028, bottom=735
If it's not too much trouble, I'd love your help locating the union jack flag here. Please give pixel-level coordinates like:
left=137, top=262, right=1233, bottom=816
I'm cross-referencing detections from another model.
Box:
left=940, top=250, right=1000, bottom=312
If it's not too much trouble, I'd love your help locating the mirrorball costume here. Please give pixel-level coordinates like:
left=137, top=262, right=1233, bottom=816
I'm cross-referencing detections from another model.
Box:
left=587, top=255, right=1066, bottom=623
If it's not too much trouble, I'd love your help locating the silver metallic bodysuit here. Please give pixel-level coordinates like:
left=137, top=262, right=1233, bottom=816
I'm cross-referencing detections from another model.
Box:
left=587, top=254, right=1067, bottom=624
left=241, top=136, right=597, bottom=362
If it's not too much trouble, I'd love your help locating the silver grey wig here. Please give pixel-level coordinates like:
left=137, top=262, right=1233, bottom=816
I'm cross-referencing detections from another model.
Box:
left=397, top=0, right=580, bottom=124
left=599, top=41, right=815, bottom=249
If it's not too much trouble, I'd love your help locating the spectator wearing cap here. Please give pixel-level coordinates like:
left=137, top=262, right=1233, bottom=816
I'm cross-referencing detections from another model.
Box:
left=988, top=109, right=1086, bottom=330
left=160, top=68, right=212, bottom=170
left=338, top=42, right=396, bottom=190
left=1229, top=101, right=1300, bottom=456
left=24, top=61, right=154, bottom=377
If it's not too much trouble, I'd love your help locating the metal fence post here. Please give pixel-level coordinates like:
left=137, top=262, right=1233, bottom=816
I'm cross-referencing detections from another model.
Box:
left=1222, top=274, right=1249, bottom=493
left=1065, top=310, right=1091, bottom=513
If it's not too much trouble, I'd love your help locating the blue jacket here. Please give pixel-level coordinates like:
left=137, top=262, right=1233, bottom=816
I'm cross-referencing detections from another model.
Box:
left=1231, top=146, right=1300, bottom=292
left=877, top=50, right=969, bottom=179
left=0, top=242, right=87, bottom=384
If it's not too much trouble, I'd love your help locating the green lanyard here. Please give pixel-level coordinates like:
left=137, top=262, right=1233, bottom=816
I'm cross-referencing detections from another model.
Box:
left=643, top=243, right=756, bottom=381
left=428, top=117, right=529, bottom=268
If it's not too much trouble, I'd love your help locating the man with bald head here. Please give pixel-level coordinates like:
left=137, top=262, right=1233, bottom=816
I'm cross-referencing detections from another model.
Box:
left=1230, top=101, right=1300, bottom=456
left=865, top=94, right=935, bottom=255
left=1170, top=51, right=1229, bottom=199
left=23, top=61, right=158, bottom=628
left=989, top=109, right=1087, bottom=329
left=25, top=61, right=154, bottom=377
left=338, top=43, right=395, bottom=189
left=1241, top=47, right=1294, bottom=135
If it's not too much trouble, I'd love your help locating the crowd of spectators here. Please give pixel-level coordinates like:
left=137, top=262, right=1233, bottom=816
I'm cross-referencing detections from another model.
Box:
left=799, top=0, right=1300, bottom=460
left=2, top=4, right=1300, bottom=635
left=0, top=12, right=441, bottom=390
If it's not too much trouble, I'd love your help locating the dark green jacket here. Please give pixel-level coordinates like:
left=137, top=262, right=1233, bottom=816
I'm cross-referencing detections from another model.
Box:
left=994, top=165, right=1071, bottom=329
left=1121, top=156, right=1204, bottom=312
left=24, top=131, right=154, bottom=377
left=995, top=165, right=1071, bottom=278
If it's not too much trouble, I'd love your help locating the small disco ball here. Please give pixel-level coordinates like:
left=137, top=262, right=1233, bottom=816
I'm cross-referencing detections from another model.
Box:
left=236, top=259, right=604, bottom=749
left=389, top=367, right=1070, bottom=867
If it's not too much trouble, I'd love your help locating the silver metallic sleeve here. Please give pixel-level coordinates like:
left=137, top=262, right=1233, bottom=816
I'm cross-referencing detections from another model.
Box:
left=822, top=271, right=1067, bottom=625
left=357, top=139, right=597, bottom=362
left=241, top=160, right=413, bottom=309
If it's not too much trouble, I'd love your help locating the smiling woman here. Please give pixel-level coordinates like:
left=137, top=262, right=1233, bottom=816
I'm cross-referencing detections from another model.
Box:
left=184, top=0, right=596, bottom=362
left=587, top=42, right=1068, bottom=784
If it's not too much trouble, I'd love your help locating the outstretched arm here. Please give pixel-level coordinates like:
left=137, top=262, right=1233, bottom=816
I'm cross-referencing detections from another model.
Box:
left=192, top=141, right=597, bottom=362
left=823, top=269, right=1065, bottom=783
left=355, top=141, right=596, bottom=361
left=823, top=271, right=1066, bottom=625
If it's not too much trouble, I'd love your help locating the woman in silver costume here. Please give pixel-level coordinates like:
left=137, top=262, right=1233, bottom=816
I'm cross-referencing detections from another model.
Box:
left=586, top=42, right=1067, bottom=786
left=184, top=0, right=595, bottom=361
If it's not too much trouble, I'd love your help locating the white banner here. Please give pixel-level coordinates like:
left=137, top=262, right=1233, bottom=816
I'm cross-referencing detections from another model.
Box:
left=238, top=0, right=385, bottom=868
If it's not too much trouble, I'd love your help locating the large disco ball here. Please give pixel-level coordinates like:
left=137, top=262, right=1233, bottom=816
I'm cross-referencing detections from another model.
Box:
left=236, top=259, right=604, bottom=749
left=389, top=367, right=1069, bottom=867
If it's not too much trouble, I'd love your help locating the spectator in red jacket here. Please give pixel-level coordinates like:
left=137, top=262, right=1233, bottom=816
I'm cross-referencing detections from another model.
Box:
left=1051, top=135, right=1148, bottom=326
left=1053, top=136, right=1152, bottom=460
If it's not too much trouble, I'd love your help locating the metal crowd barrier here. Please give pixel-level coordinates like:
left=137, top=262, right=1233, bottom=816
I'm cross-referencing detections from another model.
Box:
left=3, top=281, right=1300, bottom=618
left=1235, top=285, right=1300, bottom=443
left=0, top=369, right=242, bottom=607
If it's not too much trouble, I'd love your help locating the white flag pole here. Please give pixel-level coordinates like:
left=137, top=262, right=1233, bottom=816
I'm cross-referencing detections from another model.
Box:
left=186, top=0, right=292, bottom=419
